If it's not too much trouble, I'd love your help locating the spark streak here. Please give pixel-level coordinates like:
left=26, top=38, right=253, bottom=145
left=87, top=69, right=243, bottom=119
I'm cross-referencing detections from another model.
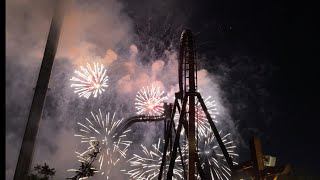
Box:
left=198, top=130, right=238, bottom=180
left=123, top=138, right=184, bottom=180
left=70, top=62, right=108, bottom=99
left=135, top=85, right=168, bottom=116
left=174, top=96, right=219, bottom=137
left=73, top=110, right=132, bottom=179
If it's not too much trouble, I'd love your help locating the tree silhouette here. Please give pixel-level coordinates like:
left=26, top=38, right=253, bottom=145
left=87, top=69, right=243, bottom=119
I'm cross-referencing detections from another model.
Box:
left=66, top=162, right=97, bottom=180
left=28, top=163, right=56, bottom=180
left=66, top=140, right=101, bottom=180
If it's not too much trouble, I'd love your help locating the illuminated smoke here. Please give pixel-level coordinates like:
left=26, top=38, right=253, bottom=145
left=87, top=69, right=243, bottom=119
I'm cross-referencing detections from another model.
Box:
left=6, top=0, right=244, bottom=179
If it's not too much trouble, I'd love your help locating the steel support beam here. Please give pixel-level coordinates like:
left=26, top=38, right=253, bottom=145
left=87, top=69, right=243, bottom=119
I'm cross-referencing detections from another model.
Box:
left=114, top=115, right=167, bottom=140
left=165, top=96, right=206, bottom=180
left=196, top=93, right=235, bottom=176
left=188, top=29, right=197, bottom=180
left=158, top=99, right=179, bottom=180
left=166, top=97, right=188, bottom=180
left=188, top=93, right=196, bottom=180
left=13, top=1, right=66, bottom=180
left=179, top=114, right=207, bottom=180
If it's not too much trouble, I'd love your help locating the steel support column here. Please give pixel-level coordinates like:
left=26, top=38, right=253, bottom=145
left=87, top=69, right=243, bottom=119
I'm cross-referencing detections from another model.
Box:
left=158, top=99, right=179, bottom=180
left=166, top=97, right=188, bottom=180
left=196, top=93, right=235, bottom=175
left=13, top=1, right=66, bottom=179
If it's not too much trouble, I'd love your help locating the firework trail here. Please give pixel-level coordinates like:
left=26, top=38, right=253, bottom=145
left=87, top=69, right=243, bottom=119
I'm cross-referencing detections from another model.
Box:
left=198, top=130, right=238, bottom=180
left=67, top=140, right=100, bottom=180
left=174, top=96, right=219, bottom=137
left=135, top=85, right=168, bottom=116
left=171, top=95, right=237, bottom=179
left=122, top=138, right=184, bottom=180
left=73, top=109, right=132, bottom=179
left=178, top=130, right=238, bottom=180
left=70, top=62, right=108, bottom=99
left=195, top=96, right=219, bottom=136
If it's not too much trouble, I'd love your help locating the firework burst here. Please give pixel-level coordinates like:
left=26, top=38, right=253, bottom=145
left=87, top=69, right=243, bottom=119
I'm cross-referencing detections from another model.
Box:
left=179, top=130, right=238, bottom=180
left=174, top=96, right=219, bottom=137
left=198, top=130, right=238, bottom=180
left=73, top=109, right=132, bottom=179
left=195, top=96, right=219, bottom=136
left=70, top=62, right=108, bottom=99
left=135, top=85, right=168, bottom=116
left=123, top=138, right=184, bottom=180
left=67, top=141, right=100, bottom=180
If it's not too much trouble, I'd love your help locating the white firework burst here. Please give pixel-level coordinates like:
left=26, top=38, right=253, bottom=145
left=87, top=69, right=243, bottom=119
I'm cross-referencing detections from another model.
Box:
left=73, top=109, right=132, bottom=179
left=70, top=62, right=108, bottom=99
left=123, top=138, right=185, bottom=180
left=195, top=96, right=219, bottom=136
left=174, top=96, right=219, bottom=137
left=135, top=85, right=168, bottom=116
left=198, top=130, right=238, bottom=180
left=67, top=141, right=100, bottom=180
left=179, top=130, right=238, bottom=180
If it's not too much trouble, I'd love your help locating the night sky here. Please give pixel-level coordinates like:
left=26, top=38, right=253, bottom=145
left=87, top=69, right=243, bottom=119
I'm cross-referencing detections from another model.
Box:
left=184, top=0, right=318, bottom=175
left=124, top=0, right=319, bottom=175
left=5, top=0, right=318, bottom=179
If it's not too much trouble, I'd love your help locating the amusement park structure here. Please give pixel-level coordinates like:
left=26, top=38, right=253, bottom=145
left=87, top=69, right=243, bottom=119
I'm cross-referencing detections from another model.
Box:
left=114, top=29, right=236, bottom=179
left=157, top=29, right=235, bottom=180
left=13, top=0, right=290, bottom=178
left=114, top=29, right=291, bottom=180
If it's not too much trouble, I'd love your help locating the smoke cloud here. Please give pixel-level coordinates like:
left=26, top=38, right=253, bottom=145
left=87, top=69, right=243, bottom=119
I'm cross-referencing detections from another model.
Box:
left=5, top=0, right=263, bottom=179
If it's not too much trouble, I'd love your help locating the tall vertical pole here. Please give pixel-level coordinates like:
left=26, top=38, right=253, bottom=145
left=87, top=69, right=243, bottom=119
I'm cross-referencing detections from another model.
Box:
left=13, top=1, right=66, bottom=180
left=158, top=100, right=178, bottom=180
left=250, top=136, right=265, bottom=180
left=188, top=95, right=196, bottom=180
left=167, top=97, right=188, bottom=180
left=187, top=31, right=196, bottom=180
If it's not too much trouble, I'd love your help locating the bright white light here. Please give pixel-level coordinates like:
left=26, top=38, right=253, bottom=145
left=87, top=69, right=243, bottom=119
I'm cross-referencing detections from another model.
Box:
left=72, top=109, right=132, bottom=179
left=123, top=138, right=184, bottom=180
left=70, top=62, right=108, bottom=99
left=198, top=130, right=238, bottom=180
left=174, top=96, right=219, bottom=137
left=135, top=85, right=168, bottom=116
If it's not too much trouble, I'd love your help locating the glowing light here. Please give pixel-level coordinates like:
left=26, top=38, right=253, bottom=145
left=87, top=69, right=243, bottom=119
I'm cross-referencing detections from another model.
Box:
left=198, top=130, right=238, bottom=180
left=70, top=62, right=108, bottom=99
left=135, top=85, right=168, bottom=116
left=195, top=96, right=219, bottom=136
left=178, top=130, right=237, bottom=179
left=198, top=96, right=219, bottom=123
left=174, top=96, right=219, bottom=137
left=123, top=138, right=184, bottom=180
left=73, top=110, right=132, bottom=179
